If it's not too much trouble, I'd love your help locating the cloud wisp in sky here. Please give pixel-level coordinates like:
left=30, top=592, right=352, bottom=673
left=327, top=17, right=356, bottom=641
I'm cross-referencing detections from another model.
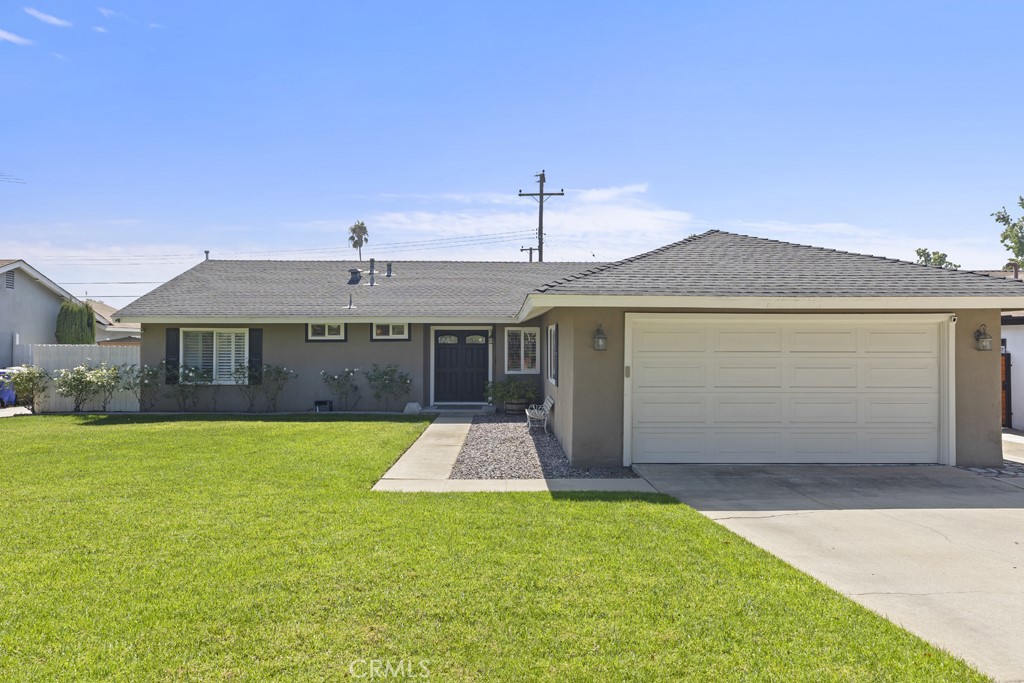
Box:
left=24, top=7, right=73, bottom=27
left=0, top=28, right=33, bottom=45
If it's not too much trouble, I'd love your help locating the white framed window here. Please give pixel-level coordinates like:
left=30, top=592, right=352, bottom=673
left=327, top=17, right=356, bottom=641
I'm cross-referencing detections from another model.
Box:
left=372, top=322, right=410, bottom=340
left=547, top=324, right=558, bottom=385
left=307, top=323, right=346, bottom=341
left=181, top=328, right=248, bottom=385
left=505, top=327, right=539, bottom=374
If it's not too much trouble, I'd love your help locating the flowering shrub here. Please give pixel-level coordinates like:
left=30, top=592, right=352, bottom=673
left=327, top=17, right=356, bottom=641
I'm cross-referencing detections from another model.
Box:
left=120, top=364, right=163, bottom=412
left=320, top=368, right=361, bottom=410
left=90, top=363, right=123, bottom=412
left=232, top=363, right=261, bottom=412
left=363, top=363, right=412, bottom=411
left=1, top=365, right=50, bottom=413
left=167, top=365, right=212, bottom=411
left=55, top=365, right=99, bottom=412
left=261, top=364, right=296, bottom=412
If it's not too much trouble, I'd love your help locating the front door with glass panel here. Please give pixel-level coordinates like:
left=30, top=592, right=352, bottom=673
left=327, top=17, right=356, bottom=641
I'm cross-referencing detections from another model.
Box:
left=434, top=330, right=489, bottom=402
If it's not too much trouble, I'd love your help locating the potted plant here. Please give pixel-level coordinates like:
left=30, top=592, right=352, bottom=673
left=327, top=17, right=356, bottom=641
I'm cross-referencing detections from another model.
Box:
left=484, top=377, right=541, bottom=413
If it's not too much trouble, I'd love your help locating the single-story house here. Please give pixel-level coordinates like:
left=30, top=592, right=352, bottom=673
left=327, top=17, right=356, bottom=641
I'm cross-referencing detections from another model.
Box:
left=116, top=230, right=1024, bottom=469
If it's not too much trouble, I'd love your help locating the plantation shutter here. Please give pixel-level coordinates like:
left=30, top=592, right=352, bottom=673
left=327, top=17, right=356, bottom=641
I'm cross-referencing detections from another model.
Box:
left=248, top=328, right=263, bottom=386
left=507, top=330, right=522, bottom=371
left=214, top=331, right=247, bottom=384
left=165, top=328, right=180, bottom=384
left=182, top=331, right=214, bottom=374
left=523, top=330, right=538, bottom=370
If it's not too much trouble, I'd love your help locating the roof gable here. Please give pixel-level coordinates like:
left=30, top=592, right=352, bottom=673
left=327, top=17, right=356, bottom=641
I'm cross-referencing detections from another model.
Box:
left=535, top=230, right=1024, bottom=298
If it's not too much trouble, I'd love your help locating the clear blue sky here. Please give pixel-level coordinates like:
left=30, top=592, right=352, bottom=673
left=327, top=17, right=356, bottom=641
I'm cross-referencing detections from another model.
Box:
left=2, top=1, right=1023, bottom=303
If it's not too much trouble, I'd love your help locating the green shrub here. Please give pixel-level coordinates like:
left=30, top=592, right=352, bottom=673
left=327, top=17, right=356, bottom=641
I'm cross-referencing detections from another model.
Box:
left=120, top=364, right=163, bottom=412
left=166, top=365, right=211, bottom=412
left=2, top=365, right=51, bottom=413
left=321, top=368, right=361, bottom=410
left=55, top=365, right=98, bottom=412
left=363, top=363, right=412, bottom=411
left=55, top=300, right=95, bottom=344
left=90, top=363, right=123, bottom=411
left=484, top=377, right=540, bottom=408
left=262, top=364, right=297, bottom=412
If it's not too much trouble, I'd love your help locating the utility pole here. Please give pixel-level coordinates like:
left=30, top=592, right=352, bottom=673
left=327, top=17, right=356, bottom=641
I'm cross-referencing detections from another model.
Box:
left=518, top=170, right=563, bottom=262
left=519, top=246, right=537, bottom=262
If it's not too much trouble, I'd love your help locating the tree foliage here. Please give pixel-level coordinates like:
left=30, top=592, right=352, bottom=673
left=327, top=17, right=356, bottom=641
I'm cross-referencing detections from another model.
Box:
left=55, top=300, right=96, bottom=344
left=994, top=196, right=1024, bottom=264
left=914, top=248, right=959, bottom=270
left=348, top=220, right=369, bottom=261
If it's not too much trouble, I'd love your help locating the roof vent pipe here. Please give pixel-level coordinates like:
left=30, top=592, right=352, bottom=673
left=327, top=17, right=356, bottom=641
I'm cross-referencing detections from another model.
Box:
left=369, top=258, right=376, bottom=286
left=386, top=262, right=393, bottom=277
left=348, top=268, right=361, bottom=285
left=1008, top=262, right=1021, bottom=279
left=204, top=250, right=209, bottom=261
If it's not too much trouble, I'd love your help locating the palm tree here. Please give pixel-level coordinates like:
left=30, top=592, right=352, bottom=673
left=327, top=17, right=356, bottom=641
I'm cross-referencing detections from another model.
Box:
left=348, top=221, right=369, bottom=261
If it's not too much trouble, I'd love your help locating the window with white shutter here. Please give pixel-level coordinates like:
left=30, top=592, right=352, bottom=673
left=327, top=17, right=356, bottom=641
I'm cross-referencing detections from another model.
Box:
left=505, top=327, right=539, bottom=374
left=181, top=329, right=248, bottom=384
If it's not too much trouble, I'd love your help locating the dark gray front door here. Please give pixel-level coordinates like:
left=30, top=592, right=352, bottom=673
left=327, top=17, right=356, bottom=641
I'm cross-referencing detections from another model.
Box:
left=434, top=330, right=489, bottom=402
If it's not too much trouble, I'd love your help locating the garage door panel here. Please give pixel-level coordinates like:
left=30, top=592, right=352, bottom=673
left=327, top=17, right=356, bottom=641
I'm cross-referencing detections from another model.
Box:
left=788, top=329, right=859, bottom=353
left=790, top=362, right=859, bottom=388
left=715, top=363, right=782, bottom=387
left=634, top=398, right=706, bottom=423
left=864, top=361, right=937, bottom=389
left=864, top=396, right=937, bottom=424
left=865, top=328, right=937, bottom=354
left=790, top=398, right=858, bottom=423
left=634, top=360, right=706, bottom=388
left=714, top=398, right=782, bottom=423
left=716, top=330, right=781, bottom=352
left=629, top=316, right=943, bottom=464
left=636, top=328, right=706, bottom=352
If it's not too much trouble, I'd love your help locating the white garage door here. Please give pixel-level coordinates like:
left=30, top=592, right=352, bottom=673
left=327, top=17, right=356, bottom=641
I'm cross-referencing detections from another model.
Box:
left=627, top=314, right=948, bottom=464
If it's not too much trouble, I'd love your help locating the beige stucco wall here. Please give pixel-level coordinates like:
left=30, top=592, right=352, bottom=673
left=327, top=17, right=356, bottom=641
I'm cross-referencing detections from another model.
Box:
left=954, top=310, right=1002, bottom=467
left=140, top=321, right=539, bottom=412
left=546, top=307, right=1005, bottom=469
left=143, top=322, right=430, bottom=412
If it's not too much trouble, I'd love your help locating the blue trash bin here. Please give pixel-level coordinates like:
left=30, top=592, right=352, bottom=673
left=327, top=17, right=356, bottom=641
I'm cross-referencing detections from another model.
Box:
left=0, top=370, right=15, bottom=408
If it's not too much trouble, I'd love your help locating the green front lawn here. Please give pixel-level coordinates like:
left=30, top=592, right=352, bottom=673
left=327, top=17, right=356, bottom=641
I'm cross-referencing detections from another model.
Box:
left=0, top=415, right=984, bottom=681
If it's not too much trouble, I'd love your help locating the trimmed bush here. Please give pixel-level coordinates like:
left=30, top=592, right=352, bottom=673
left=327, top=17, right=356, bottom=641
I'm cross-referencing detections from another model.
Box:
left=55, top=300, right=95, bottom=344
left=363, top=363, right=412, bottom=411
left=2, top=366, right=51, bottom=413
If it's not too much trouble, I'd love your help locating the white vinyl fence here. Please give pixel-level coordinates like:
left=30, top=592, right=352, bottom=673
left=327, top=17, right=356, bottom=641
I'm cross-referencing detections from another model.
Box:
left=12, top=342, right=32, bottom=366
left=32, top=344, right=141, bottom=413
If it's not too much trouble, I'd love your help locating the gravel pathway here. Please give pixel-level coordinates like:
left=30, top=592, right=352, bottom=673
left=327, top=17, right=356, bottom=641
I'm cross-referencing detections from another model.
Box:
left=450, top=414, right=637, bottom=479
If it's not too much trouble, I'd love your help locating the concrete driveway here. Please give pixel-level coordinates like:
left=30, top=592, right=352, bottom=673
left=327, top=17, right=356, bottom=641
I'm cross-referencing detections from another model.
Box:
left=636, top=463, right=1024, bottom=682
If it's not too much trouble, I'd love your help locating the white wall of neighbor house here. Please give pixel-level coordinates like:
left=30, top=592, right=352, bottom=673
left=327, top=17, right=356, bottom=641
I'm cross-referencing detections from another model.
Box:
left=0, top=269, right=61, bottom=368
left=1003, top=323, right=1024, bottom=431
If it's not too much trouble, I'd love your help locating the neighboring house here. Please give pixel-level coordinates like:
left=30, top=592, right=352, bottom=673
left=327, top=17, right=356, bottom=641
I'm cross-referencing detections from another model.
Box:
left=88, top=299, right=142, bottom=344
left=117, top=230, right=1024, bottom=469
left=0, top=260, right=136, bottom=367
left=0, top=259, right=75, bottom=367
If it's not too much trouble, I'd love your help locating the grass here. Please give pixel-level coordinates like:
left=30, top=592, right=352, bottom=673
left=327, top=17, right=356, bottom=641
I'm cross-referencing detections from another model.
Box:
left=0, top=414, right=986, bottom=681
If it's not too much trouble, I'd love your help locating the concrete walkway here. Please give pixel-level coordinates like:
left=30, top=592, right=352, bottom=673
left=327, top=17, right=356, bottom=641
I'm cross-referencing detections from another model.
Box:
left=0, top=406, right=30, bottom=418
left=637, top=463, right=1024, bottom=682
left=373, top=415, right=657, bottom=493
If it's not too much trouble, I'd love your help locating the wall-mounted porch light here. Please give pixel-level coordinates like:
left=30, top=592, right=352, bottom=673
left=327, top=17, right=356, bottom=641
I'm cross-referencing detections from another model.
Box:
left=593, top=324, right=607, bottom=351
left=975, top=324, right=993, bottom=351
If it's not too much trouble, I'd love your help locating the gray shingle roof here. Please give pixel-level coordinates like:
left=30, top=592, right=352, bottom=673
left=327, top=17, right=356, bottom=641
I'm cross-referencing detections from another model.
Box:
left=117, top=260, right=600, bottom=319
left=536, top=230, right=1024, bottom=298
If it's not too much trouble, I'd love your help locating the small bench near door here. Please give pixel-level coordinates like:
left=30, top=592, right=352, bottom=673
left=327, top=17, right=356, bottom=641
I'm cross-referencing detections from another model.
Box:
left=526, top=396, right=555, bottom=434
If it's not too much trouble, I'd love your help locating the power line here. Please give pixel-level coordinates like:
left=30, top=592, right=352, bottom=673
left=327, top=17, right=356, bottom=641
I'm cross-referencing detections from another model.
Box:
left=32, top=231, right=539, bottom=265
left=29, top=228, right=538, bottom=264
